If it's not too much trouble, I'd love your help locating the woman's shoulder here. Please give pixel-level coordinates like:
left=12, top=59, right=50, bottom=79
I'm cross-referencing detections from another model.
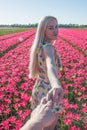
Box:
left=38, top=41, right=52, bottom=50
left=43, top=41, right=51, bottom=45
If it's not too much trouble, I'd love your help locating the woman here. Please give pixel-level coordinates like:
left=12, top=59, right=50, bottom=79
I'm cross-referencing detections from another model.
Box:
left=29, top=16, right=64, bottom=130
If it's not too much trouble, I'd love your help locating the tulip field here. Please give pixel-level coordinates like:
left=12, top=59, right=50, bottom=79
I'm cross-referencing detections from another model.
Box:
left=0, top=28, right=87, bottom=130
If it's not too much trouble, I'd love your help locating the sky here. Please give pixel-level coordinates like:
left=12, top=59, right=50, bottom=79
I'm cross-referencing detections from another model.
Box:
left=0, top=0, right=87, bottom=25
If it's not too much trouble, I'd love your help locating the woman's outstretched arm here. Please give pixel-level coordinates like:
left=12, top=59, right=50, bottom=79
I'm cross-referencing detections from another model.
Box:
left=43, top=45, right=62, bottom=88
left=43, top=45, right=64, bottom=101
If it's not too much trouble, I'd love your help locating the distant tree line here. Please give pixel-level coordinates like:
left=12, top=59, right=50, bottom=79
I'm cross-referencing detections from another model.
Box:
left=59, top=24, right=87, bottom=28
left=0, top=23, right=87, bottom=28
left=0, top=23, right=38, bottom=28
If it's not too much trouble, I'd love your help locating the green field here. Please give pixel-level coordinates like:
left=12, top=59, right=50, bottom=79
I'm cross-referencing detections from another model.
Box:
left=0, top=27, right=87, bottom=36
left=0, top=27, right=34, bottom=36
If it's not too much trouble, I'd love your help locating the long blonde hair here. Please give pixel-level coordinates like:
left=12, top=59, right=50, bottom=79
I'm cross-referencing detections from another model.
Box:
left=29, top=16, right=58, bottom=79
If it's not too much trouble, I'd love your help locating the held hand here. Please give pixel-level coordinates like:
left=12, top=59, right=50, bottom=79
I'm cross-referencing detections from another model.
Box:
left=20, top=90, right=63, bottom=130
left=31, top=97, right=57, bottom=128
left=46, top=86, right=64, bottom=112
left=20, top=97, right=56, bottom=130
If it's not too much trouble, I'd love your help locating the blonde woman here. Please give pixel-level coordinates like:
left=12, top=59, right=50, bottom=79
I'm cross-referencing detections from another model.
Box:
left=29, top=16, right=64, bottom=130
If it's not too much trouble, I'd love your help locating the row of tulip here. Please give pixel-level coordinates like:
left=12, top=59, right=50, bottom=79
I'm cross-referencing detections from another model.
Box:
left=0, top=29, right=35, bottom=41
left=0, top=34, right=35, bottom=130
left=0, top=30, right=35, bottom=52
left=55, top=37, right=87, bottom=129
left=59, top=28, right=87, bottom=53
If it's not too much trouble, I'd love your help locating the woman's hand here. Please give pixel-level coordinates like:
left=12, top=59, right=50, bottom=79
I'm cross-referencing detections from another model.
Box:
left=46, top=86, right=64, bottom=104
